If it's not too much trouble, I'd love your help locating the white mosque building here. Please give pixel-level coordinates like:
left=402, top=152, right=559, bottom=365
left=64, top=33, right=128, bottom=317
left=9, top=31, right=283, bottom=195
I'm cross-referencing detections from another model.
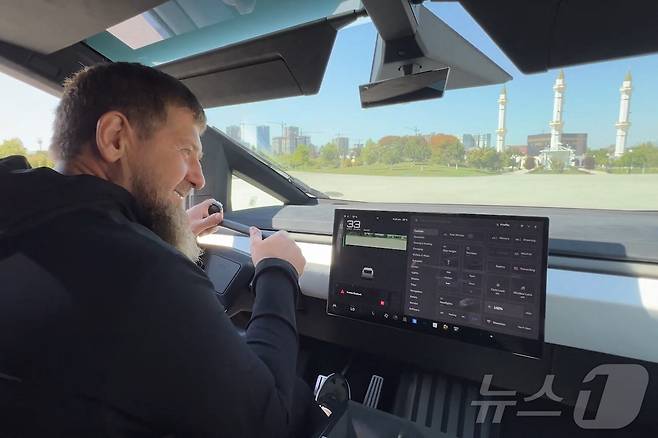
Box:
left=497, top=70, right=633, bottom=169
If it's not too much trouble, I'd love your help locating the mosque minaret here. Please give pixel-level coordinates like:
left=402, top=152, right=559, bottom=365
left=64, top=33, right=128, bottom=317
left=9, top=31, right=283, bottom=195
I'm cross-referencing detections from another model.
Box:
left=495, top=85, right=507, bottom=153
left=615, top=71, right=633, bottom=157
left=549, top=70, right=565, bottom=151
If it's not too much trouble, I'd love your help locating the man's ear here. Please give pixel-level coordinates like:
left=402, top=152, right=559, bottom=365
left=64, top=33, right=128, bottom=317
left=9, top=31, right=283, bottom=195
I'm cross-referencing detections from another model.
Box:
left=95, top=111, right=131, bottom=163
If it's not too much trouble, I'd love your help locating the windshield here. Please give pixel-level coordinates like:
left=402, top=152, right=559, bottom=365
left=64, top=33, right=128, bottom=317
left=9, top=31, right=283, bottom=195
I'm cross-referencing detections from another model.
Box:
left=207, top=3, right=658, bottom=211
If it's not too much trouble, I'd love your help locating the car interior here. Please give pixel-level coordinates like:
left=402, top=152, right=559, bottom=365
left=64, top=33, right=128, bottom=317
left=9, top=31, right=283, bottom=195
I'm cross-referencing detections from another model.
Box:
left=2, top=1, right=658, bottom=437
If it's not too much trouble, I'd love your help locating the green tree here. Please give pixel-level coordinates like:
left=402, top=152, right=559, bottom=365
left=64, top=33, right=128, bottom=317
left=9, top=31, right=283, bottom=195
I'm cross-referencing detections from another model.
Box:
left=623, top=142, right=658, bottom=167
left=467, top=148, right=500, bottom=170
left=361, top=139, right=380, bottom=165
left=404, top=136, right=431, bottom=162
left=290, top=144, right=311, bottom=168
left=587, top=148, right=610, bottom=168
left=429, top=134, right=464, bottom=166
left=378, top=136, right=405, bottom=164
left=0, top=138, right=27, bottom=158
left=614, top=143, right=658, bottom=171
left=272, top=153, right=292, bottom=169
left=501, top=149, right=516, bottom=170
left=434, top=141, right=465, bottom=167
left=319, top=143, right=340, bottom=167
left=26, top=151, right=54, bottom=168
left=381, top=144, right=402, bottom=165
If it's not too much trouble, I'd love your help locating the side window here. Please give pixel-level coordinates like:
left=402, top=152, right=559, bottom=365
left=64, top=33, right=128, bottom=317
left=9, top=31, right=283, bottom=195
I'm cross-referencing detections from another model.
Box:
left=231, top=174, right=283, bottom=211
left=0, top=71, right=58, bottom=168
left=0, top=138, right=54, bottom=168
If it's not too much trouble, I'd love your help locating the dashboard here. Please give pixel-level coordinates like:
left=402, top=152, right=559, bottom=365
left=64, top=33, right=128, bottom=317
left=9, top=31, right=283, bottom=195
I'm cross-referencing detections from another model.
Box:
left=200, top=222, right=658, bottom=365
left=327, top=209, right=548, bottom=358
left=200, top=208, right=658, bottom=425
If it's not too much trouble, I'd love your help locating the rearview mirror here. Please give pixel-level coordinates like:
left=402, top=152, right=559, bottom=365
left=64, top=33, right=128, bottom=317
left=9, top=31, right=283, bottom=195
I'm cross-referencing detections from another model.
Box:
left=359, top=1, right=511, bottom=108
left=359, top=67, right=449, bottom=108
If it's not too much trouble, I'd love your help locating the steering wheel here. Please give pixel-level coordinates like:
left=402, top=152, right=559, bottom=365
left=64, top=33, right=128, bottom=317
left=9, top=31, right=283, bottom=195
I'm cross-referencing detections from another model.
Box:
left=201, top=201, right=273, bottom=314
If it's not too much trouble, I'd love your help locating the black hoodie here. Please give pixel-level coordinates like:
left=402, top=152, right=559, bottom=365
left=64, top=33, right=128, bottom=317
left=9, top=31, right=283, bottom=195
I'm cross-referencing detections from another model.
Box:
left=0, top=156, right=311, bottom=437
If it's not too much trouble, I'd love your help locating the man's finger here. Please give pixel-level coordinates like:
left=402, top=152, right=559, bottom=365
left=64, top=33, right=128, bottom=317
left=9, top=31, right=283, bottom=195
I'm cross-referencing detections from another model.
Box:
left=202, top=212, right=222, bottom=226
left=249, top=226, right=262, bottom=245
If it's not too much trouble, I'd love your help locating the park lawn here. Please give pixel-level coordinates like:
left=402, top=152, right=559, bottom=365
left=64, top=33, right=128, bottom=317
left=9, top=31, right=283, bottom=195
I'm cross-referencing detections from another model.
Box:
left=529, top=168, right=591, bottom=175
left=286, top=163, right=495, bottom=177
left=606, top=167, right=658, bottom=174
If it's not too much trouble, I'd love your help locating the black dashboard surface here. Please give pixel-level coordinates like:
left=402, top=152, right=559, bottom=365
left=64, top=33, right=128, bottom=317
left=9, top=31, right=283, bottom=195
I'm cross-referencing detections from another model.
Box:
left=229, top=201, right=658, bottom=264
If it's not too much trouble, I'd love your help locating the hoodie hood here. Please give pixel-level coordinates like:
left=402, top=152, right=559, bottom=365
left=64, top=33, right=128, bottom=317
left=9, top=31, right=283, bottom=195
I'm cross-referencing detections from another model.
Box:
left=0, top=155, right=148, bottom=240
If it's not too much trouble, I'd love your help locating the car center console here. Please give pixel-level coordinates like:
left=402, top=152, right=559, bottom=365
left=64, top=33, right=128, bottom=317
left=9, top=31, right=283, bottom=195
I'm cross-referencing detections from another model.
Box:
left=328, top=209, right=549, bottom=358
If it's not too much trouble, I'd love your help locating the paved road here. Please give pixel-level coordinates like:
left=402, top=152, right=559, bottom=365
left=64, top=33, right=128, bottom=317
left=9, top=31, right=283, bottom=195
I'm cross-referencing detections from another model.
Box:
left=288, top=171, right=658, bottom=210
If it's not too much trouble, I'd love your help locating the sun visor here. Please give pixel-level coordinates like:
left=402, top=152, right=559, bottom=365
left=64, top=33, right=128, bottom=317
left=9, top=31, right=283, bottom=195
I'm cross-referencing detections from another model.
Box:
left=0, top=0, right=165, bottom=54
left=364, top=2, right=511, bottom=92
left=460, top=0, right=658, bottom=74
left=157, top=13, right=358, bottom=108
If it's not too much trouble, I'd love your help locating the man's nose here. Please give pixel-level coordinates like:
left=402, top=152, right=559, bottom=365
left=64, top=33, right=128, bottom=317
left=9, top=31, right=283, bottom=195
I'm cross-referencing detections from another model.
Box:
left=188, top=157, right=206, bottom=190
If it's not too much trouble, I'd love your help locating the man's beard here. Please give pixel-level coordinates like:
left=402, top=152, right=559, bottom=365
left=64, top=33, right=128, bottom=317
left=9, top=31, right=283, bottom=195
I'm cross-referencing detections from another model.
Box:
left=131, top=171, right=203, bottom=263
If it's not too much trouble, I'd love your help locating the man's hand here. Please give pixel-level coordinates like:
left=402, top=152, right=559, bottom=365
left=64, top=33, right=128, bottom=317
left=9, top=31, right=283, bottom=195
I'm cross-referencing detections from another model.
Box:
left=250, top=227, right=306, bottom=276
left=186, top=199, right=224, bottom=236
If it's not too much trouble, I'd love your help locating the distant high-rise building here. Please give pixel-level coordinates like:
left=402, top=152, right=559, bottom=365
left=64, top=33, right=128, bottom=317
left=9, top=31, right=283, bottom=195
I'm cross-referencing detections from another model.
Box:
left=461, top=133, right=490, bottom=149
left=280, top=126, right=300, bottom=154
left=475, top=134, right=492, bottom=149
left=283, top=126, right=300, bottom=138
left=256, top=125, right=271, bottom=152
left=241, top=124, right=257, bottom=149
left=272, top=137, right=284, bottom=155
left=334, top=136, right=349, bottom=157
left=226, top=125, right=241, bottom=141
left=462, top=134, right=476, bottom=149
left=296, top=135, right=311, bottom=148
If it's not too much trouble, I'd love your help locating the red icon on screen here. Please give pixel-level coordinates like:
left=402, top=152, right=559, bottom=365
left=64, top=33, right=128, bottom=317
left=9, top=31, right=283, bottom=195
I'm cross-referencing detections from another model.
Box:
left=340, top=289, right=345, bottom=295
left=379, top=300, right=385, bottom=306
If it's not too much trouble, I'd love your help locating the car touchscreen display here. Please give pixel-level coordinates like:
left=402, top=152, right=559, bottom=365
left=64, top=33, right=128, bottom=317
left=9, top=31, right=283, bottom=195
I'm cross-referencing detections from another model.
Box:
left=328, top=209, right=549, bottom=357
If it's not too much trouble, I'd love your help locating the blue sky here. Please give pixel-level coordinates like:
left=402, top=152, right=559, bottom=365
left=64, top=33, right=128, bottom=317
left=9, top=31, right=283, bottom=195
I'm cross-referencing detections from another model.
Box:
left=2, top=3, right=657, bottom=152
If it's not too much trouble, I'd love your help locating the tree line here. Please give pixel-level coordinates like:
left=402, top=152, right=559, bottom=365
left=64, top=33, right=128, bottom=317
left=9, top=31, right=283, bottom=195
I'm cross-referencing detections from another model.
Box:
left=0, top=138, right=54, bottom=168
left=4, top=134, right=655, bottom=174
left=584, top=142, right=658, bottom=170
left=273, top=135, right=658, bottom=173
left=274, top=134, right=518, bottom=171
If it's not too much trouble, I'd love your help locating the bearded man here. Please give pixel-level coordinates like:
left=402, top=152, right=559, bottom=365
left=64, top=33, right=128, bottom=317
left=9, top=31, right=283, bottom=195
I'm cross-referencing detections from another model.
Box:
left=0, top=63, right=319, bottom=437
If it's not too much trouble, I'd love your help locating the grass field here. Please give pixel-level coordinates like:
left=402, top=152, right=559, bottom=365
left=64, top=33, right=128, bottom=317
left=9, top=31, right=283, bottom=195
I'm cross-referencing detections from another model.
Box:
left=606, top=167, right=658, bottom=174
left=529, top=168, right=591, bottom=175
left=286, top=163, right=495, bottom=177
